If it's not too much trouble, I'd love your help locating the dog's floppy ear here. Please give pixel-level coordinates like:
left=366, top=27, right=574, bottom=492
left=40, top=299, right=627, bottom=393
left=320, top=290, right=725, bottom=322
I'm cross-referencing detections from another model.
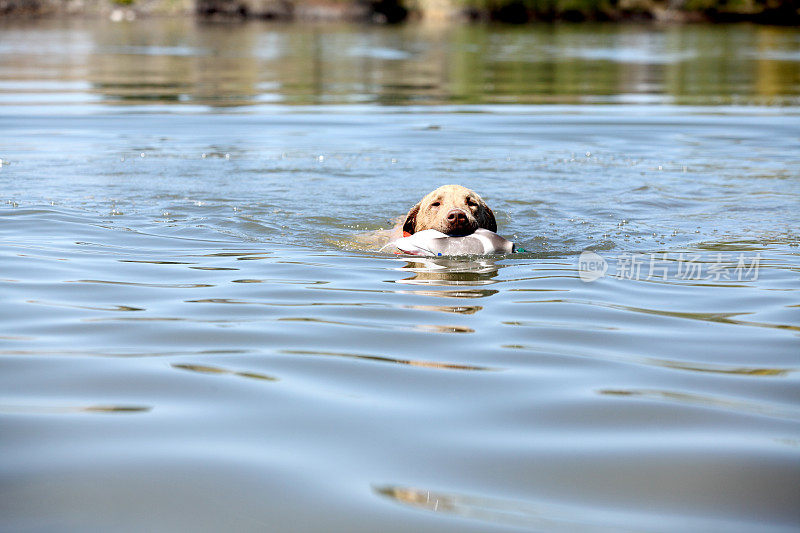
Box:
left=481, top=204, right=497, bottom=233
left=402, top=203, right=420, bottom=235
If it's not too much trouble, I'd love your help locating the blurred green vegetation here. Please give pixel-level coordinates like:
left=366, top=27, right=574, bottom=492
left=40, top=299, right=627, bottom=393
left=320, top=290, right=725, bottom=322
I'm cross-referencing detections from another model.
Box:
left=74, top=20, right=799, bottom=107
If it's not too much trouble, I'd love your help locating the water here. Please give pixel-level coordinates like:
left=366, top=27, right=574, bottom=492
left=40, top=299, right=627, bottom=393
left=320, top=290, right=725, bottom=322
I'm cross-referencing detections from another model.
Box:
left=1, top=19, right=799, bottom=532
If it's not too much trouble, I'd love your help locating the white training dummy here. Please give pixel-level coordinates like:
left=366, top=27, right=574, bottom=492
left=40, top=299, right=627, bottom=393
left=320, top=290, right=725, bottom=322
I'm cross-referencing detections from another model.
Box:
left=391, top=228, right=519, bottom=257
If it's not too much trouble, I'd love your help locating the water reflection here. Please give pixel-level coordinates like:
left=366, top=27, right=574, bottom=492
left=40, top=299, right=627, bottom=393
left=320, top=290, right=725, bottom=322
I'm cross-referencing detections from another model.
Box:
left=26, top=300, right=146, bottom=312
left=375, top=485, right=638, bottom=532
left=172, top=362, right=279, bottom=382
left=0, top=404, right=151, bottom=414
left=600, top=389, right=800, bottom=421
left=280, top=349, right=494, bottom=371
left=2, top=20, right=799, bottom=107
left=391, top=258, right=503, bottom=301
left=504, top=342, right=797, bottom=379
left=394, top=257, right=501, bottom=285
left=403, top=303, right=483, bottom=314
left=414, top=324, right=475, bottom=333
left=645, top=358, right=795, bottom=377
left=513, top=298, right=800, bottom=332
left=0, top=349, right=250, bottom=358
left=67, top=279, right=215, bottom=288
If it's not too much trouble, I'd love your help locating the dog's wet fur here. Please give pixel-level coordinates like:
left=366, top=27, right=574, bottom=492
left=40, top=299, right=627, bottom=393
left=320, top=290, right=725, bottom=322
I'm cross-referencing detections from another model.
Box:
left=402, top=184, right=496, bottom=236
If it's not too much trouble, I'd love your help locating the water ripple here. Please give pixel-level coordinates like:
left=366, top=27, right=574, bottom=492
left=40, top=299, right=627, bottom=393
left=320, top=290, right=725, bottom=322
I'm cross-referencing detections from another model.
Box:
left=376, top=486, right=651, bottom=532
left=280, top=349, right=495, bottom=372
left=0, top=404, right=151, bottom=415
left=66, top=279, right=215, bottom=289
left=513, top=298, right=800, bottom=332
left=600, top=389, right=800, bottom=421
left=172, top=363, right=278, bottom=382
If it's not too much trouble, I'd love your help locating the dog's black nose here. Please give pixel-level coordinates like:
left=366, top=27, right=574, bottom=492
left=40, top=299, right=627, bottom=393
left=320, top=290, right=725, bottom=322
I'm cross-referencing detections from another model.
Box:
left=446, top=209, right=467, bottom=224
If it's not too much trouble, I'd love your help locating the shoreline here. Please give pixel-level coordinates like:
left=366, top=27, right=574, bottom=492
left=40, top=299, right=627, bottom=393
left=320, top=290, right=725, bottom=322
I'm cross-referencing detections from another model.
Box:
left=1, top=0, right=798, bottom=25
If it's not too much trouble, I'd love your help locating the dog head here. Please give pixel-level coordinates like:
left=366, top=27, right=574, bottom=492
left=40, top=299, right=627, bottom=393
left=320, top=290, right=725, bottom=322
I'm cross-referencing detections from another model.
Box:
left=402, top=184, right=496, bottom=236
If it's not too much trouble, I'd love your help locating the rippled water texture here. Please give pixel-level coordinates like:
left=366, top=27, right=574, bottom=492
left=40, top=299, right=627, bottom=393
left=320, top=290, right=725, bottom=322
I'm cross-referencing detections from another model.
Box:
left=1, top=19, right=799, bottom=532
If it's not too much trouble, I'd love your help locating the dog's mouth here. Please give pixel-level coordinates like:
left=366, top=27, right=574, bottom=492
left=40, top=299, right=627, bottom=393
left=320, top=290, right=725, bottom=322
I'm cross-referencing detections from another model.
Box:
left=442, top=220, right=478, bottom=236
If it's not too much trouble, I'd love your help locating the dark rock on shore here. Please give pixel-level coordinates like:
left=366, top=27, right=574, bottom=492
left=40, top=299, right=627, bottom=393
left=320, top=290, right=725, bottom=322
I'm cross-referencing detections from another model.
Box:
left=195, top=0, right=294, bottom=19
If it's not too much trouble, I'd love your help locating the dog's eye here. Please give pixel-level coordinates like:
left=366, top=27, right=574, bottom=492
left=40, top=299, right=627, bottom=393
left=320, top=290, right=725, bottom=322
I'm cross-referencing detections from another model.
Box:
left=431, top=202, right=440, bottom=208
left=466, top=198, right=478, bottom=207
